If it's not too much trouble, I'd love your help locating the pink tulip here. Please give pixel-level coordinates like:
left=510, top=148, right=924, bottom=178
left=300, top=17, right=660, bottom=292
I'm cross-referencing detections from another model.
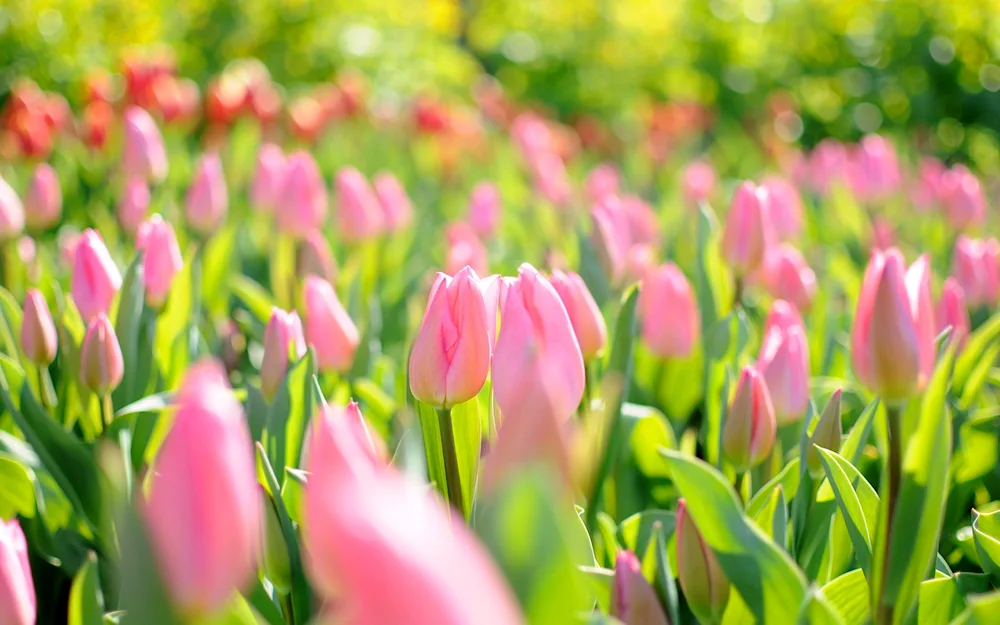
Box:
left=952, top=236, right=999, bottom=309
left=611, top=550, right=669, bottom=625
left=760, top=176, right=802, bottom=241
left=0, top=519, right=35, bottom=625
left=344, top=400, right=389, bottom=465
left=550, top=270, right=607, bottom=360
left=24, top=163, right=61, bottom=231
left=492, top=263, right=585, bottom=422
left=80, top=314, right=124, bottom=396
left=276, top=151, right=328, bottom=237
left=0, top=175, right=25, bottom=241
left=624, top=244, right=657, bottom=284
left=145, top=360, right=259, bottom=617
left=721, top=365, right=776, bottom=471
left=445, top=221, right=488, bottom=277
left=302, top=276, right=360, bottom=373
left=846, top=134, right=901, bottom=203
left=185, top=152, right=228, bottom=237
left=591, top=198, right=630, bottom=284
left=409, top=266, right=491, bottom=408
left=302, top=405, right=523, bottom=625
left=136, top=214, right=183, bottom=309
left=807, top=138, right=848, bottom=195
left=852, top=248, right=935, bottom=402
left=682, top=160, right=717, bottom=207
left=122, top=106, right=168, bottom=183
left=71, top=229, right=122, bottom=321
left=510, top=112, right=553, bottom=158
left=373, top=172, right=413, bottom=232
left=250, top=143, right=286, bottom=212
left=335, top=166, right=384, bottom=243
left=530, top=151, right=572, bottom=208
left=756, top=301, right=810, bottom=424
left=620, top=194, right=659, bottom=247
left=298, top=230, right=337, bottom=282
left=638, top=263, right=699, bottom=359
left=936, top=278, right=970, bottom=352
left=763, top=298, right=805, bottom=337
left=467, top=181, right=501, bottom=238
left=871, top=217, right=897, bottom=252
left=720, top=181, right=772, bottom=278
left=118, top=177, right=151, bottom=236
left=259, top=307, right=307, bottom=401
left=584, top=162, right=621, bottom=203
left=761, top=244, right=817, bottom=312
left=21, top=288, right=57, bottom=366
left=676, top=499, right=730, bottom=623
left=911, top=157, right=946, bottom=212
left=940, top=165, right=986, bottom=232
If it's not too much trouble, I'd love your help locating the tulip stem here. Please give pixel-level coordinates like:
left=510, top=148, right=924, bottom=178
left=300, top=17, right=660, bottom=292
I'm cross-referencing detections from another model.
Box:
left=279, top=592, right=294, bottom=625
left=732, top=277, right=744, bottom=311
left=733, top=472, right=745, bottom=503
left=36, top=368, right=49, bottom=412
left=436, top=407, right=465, bottom=517
left=877, top=403, right=904, bottom=625
left=101, top=394, right=114, bottom=431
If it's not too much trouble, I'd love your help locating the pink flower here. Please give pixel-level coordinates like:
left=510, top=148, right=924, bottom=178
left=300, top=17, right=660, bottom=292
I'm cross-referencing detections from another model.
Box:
left=756, top=301, right=810, bottom=424
left=185, top=152, right=228, bottom=237
left=936, top=278, right=970, bottom=352
left=846, top=134, right=901, bottom=203
left=807, top=138, right=848, bottom=195
left=373, top=172, right=413, bottom=232
left=760, top=176, right=802, bottom=241
left=721, top=365, right=776, bottom=471
left=611, top=550, right=669, bottom=625
left=550, top=270, right=607, bottom=360
left=940, top=165, right=986, bottom=232
left=259, top=307, right=307, bottom=401
left=335, top=166, right=384, bottom=243
left=445, top=221, right=488, bottom=277
left=136, top=214, right=183, bottom=309
left=584, top=162, right=621, bottom=203
left=250, top=143, right=286, bottom=212
left=118, top=177, right=151, bottom=236
left=80, top=314, right=124, bottom=396
left=122, top=106, right=168, bottom=183
left=530, top=151, right=572, bottom=208
left=591, top=197, right=631, bottom=284
left=910, top=157, right=946, bottom=212
left=952, top=236, right=999, bottom=308
left=0, top=174, right=25, bottom=241
left=620, top=194, right=659, bottom=248
left=276, top=151, right=328, bottom=237
left=467, top=182, right=501, bottom=238
left=302, top=276, right=360, bottom=373
left=298, top=230, right=338, bottom=282
left=638, top=262, right=699, bottom=359
left=761, top=243, right=817, bottom=312
left=71, top=229, right=122, bottom=321
left=24, top=163, right=61, bottom=231
left=0, top=519, right=35, bottom=625
left=676, top=499, right=730, bottom=623
left=720, top=181, right=772, bottom=278
left=682, top=160, right=717, bottom=207
left=21, top=288, right=57, bottom=366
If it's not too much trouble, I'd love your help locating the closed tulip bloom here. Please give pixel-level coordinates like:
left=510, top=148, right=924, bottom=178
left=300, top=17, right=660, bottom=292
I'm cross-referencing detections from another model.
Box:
left=445, top=221, right=488, bottom=277
left=591, top=199, right=629, bottom=284
left=682, top=160, right=717, bottom=207
left=118, top=177, right=151, bottom=236
left=611, top=550, right=669, bottom=625
left=807, top=138, right=848, bottom=195
left=145, top=360, right=259, bottom=617
left=621, top=194, right=659, bottom=247
left=846, top=134, right=901, bottom=203
left=550, top=270, right=607, bottom=360
left=21, top=288, right=57, bottom=366
left=940, top=165, right=986, bottom=232
left=122, top=106, right=168, bottom=183
left=0, top=175, right=25, bottom=241
left=409, top=267, right=491, bottom=408
left=756, top=306, right=810, bottom=424
left=303, top=406, right=523, bottom=625
left=763, top=298, right=805, bottom=337
left=761, top=244, right=817, bottom=312
left=250, top=143, right=286, bottom=212
left=530, top=151, right=572, bottom=208
left=676, top=498, right=730, bottom=624
left=911, top=157, right=946, bottom=211
left=335, top=166, right=384, bottom=243
left=638, top=262, right=699, bottom=359
left=259, top=307, right=307, bottom=401
left=721, top=181, right=772, bottom=278
left=760, top=176, right=802, bottom=241
left=71, top=229, right=122, bottom=321
left=80, top=314, right=124, bottom=396
left=624, top=244, right=657, bottom=285
left=297, top=230, right=337, bottom=282
left=721, top=366, right=776, bottom=472
left=952, top=236, right=1000, bottom=308
left=493, top=263, right=585, bottom=422
left=344, top=401, right=389, bottom=465
left=584, top=162, right=620, bottom=203
left=136, top=214, right=183, bottom=309
left=936, top=278, right=970, bottom=351
left=851, top=248, right=935, bottom=402
left=302, top=276, right=360, bottom=373
left=24, top=163, right=61, bottom=231
left=468, top=181, right=500, bottom=238
left=807, top=389, right=843, bottom=477
left=373, top=172, right=413, bottom=232
left=0, top=519, right=35, bottom=625
left=186, top=152, right=228, bottom=237
left=277, top=151, right=327, bottom=237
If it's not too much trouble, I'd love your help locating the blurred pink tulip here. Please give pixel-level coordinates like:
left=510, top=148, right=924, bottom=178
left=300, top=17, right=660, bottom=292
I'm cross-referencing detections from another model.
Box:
left=510, top=112, right=552, bottom=158
left=145, top=360, right=259, bottom=617
left=638, top=262, right=699, bottom=359
left=71, top=229, right=122, bottom=321
left=302, top=276, right=359, bottom=373
left=846, top=134, right=901, bottom=203
left=911, top=157, right=946, bottom=211
left=721, top=365, right=776, bottom=471
left=24, top=163, right=61, bottom=232
left=620, top=194, right=659, bottom=247
left=492, top=263, right=585, bottom=422
left=871, top=217, right=897, bottom=252
left=952, top=236, right=999, bottom=308
left=118, top=177, right=151, bottom=236
left=760, top=176, right=802, bottom=241
left=0, top=175, right=25, bottom=241
left=302, top=405, right=523, bottom=625
left=591, top=198, right=630, bottom=284
left=682, top=160, right=717, bottom=207
left=761, top=244, right=817, bottom=312
left=940, top=165, right=986, bottom=232
left=250, top=143, right=286, bottom=212
left=373, top=172, right=413, bottom=232
left=344, top=400, right=389, bottom=465
left=276, top=151, right=327, bottom=237
left=756, top=301, right=810, bottom=424
left=764, top=298, right=805, bottom=337
left=21, top=288, right=57, bottom=367
left=298, top=230, right=337, bottom=282
left=409, top=266, right=491, bottom=408
left=611, top=550, right=669, bottom=625
left=807, top=138, right=848, bottom=195
left=445, top=221, right=488, bottom=277
left=136, top=214, right=183, bottom=309
left=80, top=313, right=124, bottom=396
left=530, top=151, right=572, bottom=208
left=0, top=519, right=35, bottom=625
left=676, top=498, right=730, bottom=624
left=122, top=106, right=168, bottom=183
left=936, top=278, right=970, bottom=352
left=467, top=181, right=501, bottom=238
left=550, top=270, right=607, bottom=360
left=260, top=307, right=307, bottom=401
left=335, top=166, right=384, bottom=243
left=584, top=162, right=621, bottom=203
left=185, top=152, right=228, bottom=236
left=852, top=248, right=935, bottom=402
left=721, top=181, right=772, bottom=278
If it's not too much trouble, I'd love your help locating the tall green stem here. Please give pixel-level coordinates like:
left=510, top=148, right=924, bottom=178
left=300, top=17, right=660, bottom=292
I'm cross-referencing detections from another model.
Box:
left=877, top=403, right=904, bottom=625
left=437, top=407, right=465, bottom=516
left=101, top=394, right=114, bottom=432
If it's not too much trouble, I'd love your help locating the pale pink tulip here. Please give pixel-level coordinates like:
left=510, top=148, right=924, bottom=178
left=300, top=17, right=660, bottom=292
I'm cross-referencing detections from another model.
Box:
left=0, top=174, right=25, bottom=241
left=122, top=106, right=168, bottom=183
left=760, top=176, right=802, bottom=241
left=682, top=160, right=717, bottom=207
left=940, top=165, right=986, bottom=232
left=24, top=163, right=61, bottom=232
left=846, top=134, right=901, bottom=203
left=467, top=182, right=500, bottom=238
left=936, top=278, right=970, bottom=352
left=185, top=152, right=228, bottom=237
left=620, top=194, right=659, bottom=247
left=756, top=301, right=810, bottom=424
left=952, top=236, right=999, bottom=308
left=720, top=181, right=772, bottom=278
left=445, top=221, right=488, bottom=277
left=302, top=276, right=359, bottom=373
left=591, top=198, right=630, bottom=284
left=335, top=166, right=384, bottom=243
left=373, top=172, right=413, bottom=232
left=911, top=157, right=946, bottom=212
left=118, top=177, right=151, bottom=236
left=298, top=230, right=337, bottom=282
left=611, top=550, right=669, bottom=625
left=0, top=519, right=35, bottom=625
left=259, top=307, right=307, bottom=401
left=807, top=139, right=848, bottom=195
left=21, top=288, right=57, bottom=367
left=71, top=229, right=122, bottom=321
left=550, top=270, right=607, bottom=360
left=250, top=143, right=286, bottom=212
left=276, top=151, right=328, bottom=237
left=584, top=163, right=620, bottom=203
left=638, top=263, right=699, bottom=359
left=136, top=214, right=183, bottom=309
left=80, top=314, right=124, bottom=396
left=721, top=365, right=776, bottom=471
left=530, top=151, right=572, bottom=208
left=761, top=244, right=817, bottom=312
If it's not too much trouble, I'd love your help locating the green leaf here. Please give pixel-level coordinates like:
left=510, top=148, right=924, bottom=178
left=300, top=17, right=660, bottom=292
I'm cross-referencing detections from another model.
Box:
left=0, top=454, right=35, bottom=519
left=112, top=251, right=147, bottom=409
left=954, top=312, right=1000, bottom=394
left=114, top=392, right=173, bottom=419
left=651, top=522, right=680, bottom=625
left=919, top=577, right=964, bottom=625
left=117, top=502, right=180, bottom=625
left=747, top=458, right=800, bottom=519
left=231, top=275, right=276, bottom=324
left=841, top=398, right=878, bottom=466
left=68, top=552, right=104, bottom=625
left=660, top=449, right=807, bottom=621
left=816, top=447, right=878, bottom=576
left=618, top=510, right=675, bottom=558
left=752, top=485, right=788, bottom=549
left=263, top=352, right=314, bottom=475
left=245, top=580, right=285, bottom=625
left=452, top=398, right=483, bottom=519
left=624, top=404, right=677, bottom=478
left=798, top=585, right=846, bottom=625
left=822, top=569, right=869, bottom=625
left=202, top=222, right=240, bottom=316
left=972, top=509, right=1000, bottom=582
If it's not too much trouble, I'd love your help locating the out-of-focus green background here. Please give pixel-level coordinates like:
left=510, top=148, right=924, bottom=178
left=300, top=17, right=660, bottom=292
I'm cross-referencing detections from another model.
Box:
left=2, top=0, right=999, bottom=154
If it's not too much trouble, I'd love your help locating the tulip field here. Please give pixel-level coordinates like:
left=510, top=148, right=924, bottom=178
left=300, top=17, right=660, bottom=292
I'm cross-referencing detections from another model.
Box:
left=2, top=18, right=1000, bottom=625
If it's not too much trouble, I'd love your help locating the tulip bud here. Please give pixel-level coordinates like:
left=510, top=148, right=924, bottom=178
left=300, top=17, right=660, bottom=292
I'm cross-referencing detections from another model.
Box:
left=260, top=490, right=291, bottom=594
left=71, top=229, right=122, bottom=321
left=851, top=249, right=935, bottom=402
left=807, top=138, right=848, bottom=195
left=846, top=134, right=901, bottom=203
left=624, top=244, right=657, bottom=284
left=953, top=236, right=1000, bottom=309
left=250, top=143, right=286, bottom=212
left=760, top=176, right=802, bottom=241
left=761, top=244, right=817, bottom=312
left=445, top=221, right=489, bottom=277
left=721, top=365, right=776, bottom=472
left=409, top=267, right=491, bottom=408
left=135, top=214, right=183, bottom=309
left=621, top=194, right=659, bottom=248
left=911, top=157, right=946, bottom=211
left=259, top=307, right=307, bottom=401
left=591, top=200, right=628, bottom=284
left=21, top=288, right=57, bottom=366
left=0, top=175, right=25, bottom=241
left=24, top=163, right=61, bottom=232
left=297, top=230, right=337, bottom=282
left=185, top=152, right=228, bottom=237
left=756, top=302, right=810, bottom=425
left=493, top=263, right=585, bottom=422
left=940, top=165, right=986, bottom=232
left=721, top=181, right=772, bottom=278
left=529, top=151, right=572, bottom=208
left=302, top=276, right=359, bottom=373
left=638, top=262, right=699, bottom=358
left=118, top=177, right=151, bottom=236
left=676, top=498, right=730, bottom=623
left=467, top=181, right=500, bottom=238
left=550, top=270, right=607, bottom=360
left=145, top=360, right=259, bottom=617
left=80, top=314, right=124, bottom=396
left=682, top=160, right=717, bottom=207
left=610, top=550, right=669, bottom=625
left=807, top=389, right=843, bottom=477
left=276, top=151, right=328, bottom=237
left=335, top=166, right=384, bottom=243
left=373, top=172, right=413, bottom=232
left=584, top=162, right=620, bottom=203
left=936, top=278, right=970, bottom=352
left=344, top=400, right=389, bottom=464
left=122, top=106, right=168, bottom=183
left=0, top=519, right=36, bottom=625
